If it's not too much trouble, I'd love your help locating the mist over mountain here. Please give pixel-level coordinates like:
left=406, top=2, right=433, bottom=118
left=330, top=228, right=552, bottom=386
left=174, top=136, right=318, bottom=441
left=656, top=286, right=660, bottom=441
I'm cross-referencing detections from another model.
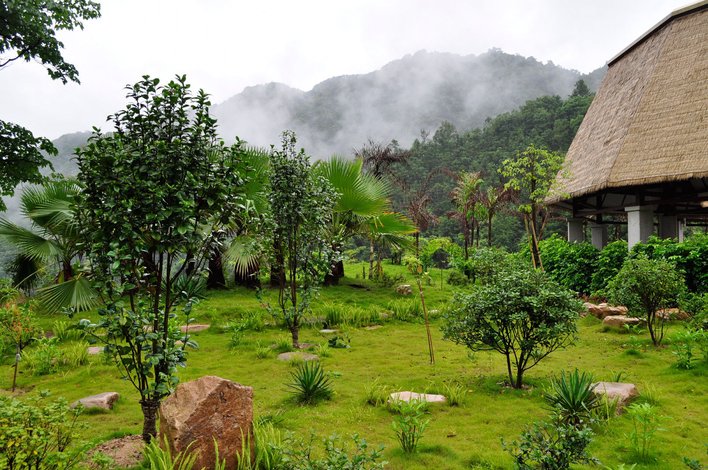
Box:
left=212, top=49, right=605, bottom=157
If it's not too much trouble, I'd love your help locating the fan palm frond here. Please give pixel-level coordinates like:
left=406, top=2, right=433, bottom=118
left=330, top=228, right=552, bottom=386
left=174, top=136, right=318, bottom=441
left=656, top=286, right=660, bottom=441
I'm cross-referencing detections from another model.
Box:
left=37, top=274, right=97, bottom=314
left=0, top=219, right=62, bottom=262
left=224, top=235, right=262, bottom=277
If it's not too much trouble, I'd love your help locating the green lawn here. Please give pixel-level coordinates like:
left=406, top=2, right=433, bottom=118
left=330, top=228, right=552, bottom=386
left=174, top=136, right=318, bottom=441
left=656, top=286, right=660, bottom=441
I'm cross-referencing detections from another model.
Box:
left=2, top=262, right=706, bottom=469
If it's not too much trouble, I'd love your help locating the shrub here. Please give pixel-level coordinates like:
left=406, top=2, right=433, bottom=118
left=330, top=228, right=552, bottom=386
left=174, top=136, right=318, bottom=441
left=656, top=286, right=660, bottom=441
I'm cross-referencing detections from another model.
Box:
left=544, top=370, right=599, bottom=427
left=274, top=337, right=294, bottom=353
left=453, top=246, right=513, bottom=285
left=626, top=402, right=664, bottom=462
left=287, top=361, right=333, bottom=404
left=591, top=240, right=628, bottom=295
left=680, top=292, right=708, bottom=330
left=631, top=234, right=708, bottom=293
left=24, top=337, right=64, bottom=375
left=314, top=343, right=331, bottom=358
left=52, top=320, right=85, bottom=342
left=671, top=329, right=706, bottom=370
left=538, top=234, right=599, bottom=295
left=446, top=269, right=469, bottom=286
left=607, top=256, right=685, bottom=346
left=391, top=399, right=429, bottom=454
left=504, top=421, right=596, bottom=470
left=328, top=333, right=350, bottom=349
left=64, top=341, right=90, bottom=367
left=277, top=433, right=386, bottom=470
left=0, top=392, right=84, bottom=469
left=443, top=267, right=581, bottom=388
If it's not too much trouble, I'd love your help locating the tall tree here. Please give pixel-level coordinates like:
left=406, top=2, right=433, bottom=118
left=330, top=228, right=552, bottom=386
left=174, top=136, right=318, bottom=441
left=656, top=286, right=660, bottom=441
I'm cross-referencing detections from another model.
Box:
left=268, top=132, right=335, bottom=348
left=478, top=184, right=512, bottom=247
left=406, top=169, right=439, bottom=256
left=449, top=171, right=483, bottom=259
left=75, top=75, right=243, bottom=442
left=500, top=145, right=565, bottom=269
left=355, top=139, right=411, bottom=186
left=0, top=0, right=101, bottom=209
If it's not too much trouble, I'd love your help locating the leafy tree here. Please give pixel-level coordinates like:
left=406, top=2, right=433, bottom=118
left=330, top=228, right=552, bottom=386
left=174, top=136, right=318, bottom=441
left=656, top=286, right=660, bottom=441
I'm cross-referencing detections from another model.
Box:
left=571, top=79, right=591, bottom=97
left=607, top=256, right=685, bottom=346
left=75, top=75, right=243, bottom=442
left=0, top=0, right=101, bottom=209
left=0, top=178, right=95, bottom=312
left=500, top=145, right=565, bottom=269
left=267, top=132, right=336, bottom=348
left=442, top=267, right=581, bottom=388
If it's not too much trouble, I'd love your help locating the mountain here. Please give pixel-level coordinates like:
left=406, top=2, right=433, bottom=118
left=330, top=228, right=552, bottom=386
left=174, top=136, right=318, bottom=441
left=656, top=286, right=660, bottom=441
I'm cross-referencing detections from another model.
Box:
left=212, top=49, right=605, bottom=157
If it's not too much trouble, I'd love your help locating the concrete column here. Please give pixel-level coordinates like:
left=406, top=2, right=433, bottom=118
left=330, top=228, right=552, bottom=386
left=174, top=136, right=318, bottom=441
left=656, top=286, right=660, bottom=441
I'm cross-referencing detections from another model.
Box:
left=659, top=215, right=678, bottom=240
left=678, top=219, right=685, bottom=243
left=590, top=223, right=608, bottom=250
left=567, top=218, right=584, bottom=243
left=626, top=206, right=654, bottom=249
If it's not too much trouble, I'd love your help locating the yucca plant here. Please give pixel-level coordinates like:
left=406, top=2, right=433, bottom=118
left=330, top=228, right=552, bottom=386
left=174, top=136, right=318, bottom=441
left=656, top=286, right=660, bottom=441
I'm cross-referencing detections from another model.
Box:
left=287, top=361, right=333, bottom=404
left=544, top=369, right=599, bottom=427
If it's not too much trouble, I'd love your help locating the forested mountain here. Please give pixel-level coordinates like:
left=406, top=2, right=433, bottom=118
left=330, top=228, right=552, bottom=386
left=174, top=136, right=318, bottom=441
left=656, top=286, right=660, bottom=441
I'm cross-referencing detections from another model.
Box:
left=212, top=49, right=604, bottom=157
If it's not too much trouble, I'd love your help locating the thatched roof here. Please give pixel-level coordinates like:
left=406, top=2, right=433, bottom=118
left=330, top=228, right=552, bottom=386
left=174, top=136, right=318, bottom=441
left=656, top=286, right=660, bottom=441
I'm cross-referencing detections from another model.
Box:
left=550, top=1, right=708, bottom=204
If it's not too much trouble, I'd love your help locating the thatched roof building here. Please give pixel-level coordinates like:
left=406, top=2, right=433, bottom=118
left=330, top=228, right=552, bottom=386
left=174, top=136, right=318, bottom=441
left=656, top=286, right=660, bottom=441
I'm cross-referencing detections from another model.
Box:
left=551, top=1, right=708, bottom=248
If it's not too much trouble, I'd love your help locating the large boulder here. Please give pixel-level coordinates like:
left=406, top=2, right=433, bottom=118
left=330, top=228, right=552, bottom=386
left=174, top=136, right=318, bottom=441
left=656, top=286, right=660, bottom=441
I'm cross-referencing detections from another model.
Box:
left=585, top=302, right=628, bottom=319
left=657, top=308, right=690, bottom=320
left=603, top=315, right=642, bottom=329
left=591, top=382, right=639, bottom=412
left=159, top=376, right=253, bottom=470
left=71, top=392, right=120, bottom=410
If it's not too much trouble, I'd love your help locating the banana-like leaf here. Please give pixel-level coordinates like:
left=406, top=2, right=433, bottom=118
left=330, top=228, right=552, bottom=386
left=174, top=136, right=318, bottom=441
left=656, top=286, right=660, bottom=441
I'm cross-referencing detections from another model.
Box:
left=37, top=274, right=98, bottom=314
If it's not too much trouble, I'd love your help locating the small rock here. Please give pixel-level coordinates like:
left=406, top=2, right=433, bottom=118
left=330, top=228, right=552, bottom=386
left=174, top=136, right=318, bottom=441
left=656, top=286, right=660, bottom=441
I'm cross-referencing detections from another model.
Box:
left=319, top=329, right=338, bottom=334
left=180, top=324, right=210, bottom=333
left=586, top=302, right=628, bottom=319
left=277, top=352, right=319, bottom=362
left=657, top=308, right=690, bottom=320
left=389, top=391, right=446, bottom=404
left=591, top=382, right=639, bottom=412
left=395, top=284, right=413, bottom=295
left=603, top=315, right=642, bottom=328
left=87, top=346, right=104, bottom=355
left=72, top=392, right=120, bottom=410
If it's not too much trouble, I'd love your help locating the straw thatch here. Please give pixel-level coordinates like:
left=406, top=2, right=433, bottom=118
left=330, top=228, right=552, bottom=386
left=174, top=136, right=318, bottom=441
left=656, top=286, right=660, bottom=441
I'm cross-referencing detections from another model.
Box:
left=549, top=2, right=708, bottom=204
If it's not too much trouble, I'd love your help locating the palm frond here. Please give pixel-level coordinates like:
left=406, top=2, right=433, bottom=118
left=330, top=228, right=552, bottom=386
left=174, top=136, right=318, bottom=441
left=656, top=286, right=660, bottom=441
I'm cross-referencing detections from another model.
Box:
left=224, top=235, right=262, bottom=277
left=37, top=274, right=98, bottom=314
left=0, top=219, right=61, bottom=262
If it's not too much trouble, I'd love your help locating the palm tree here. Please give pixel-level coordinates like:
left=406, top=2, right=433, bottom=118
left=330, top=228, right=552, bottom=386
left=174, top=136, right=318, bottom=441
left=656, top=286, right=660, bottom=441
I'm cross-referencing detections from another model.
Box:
left=449, top=171, right=483, bottom=259
left=368, top=212, right=416, bottom=279
left=478, top=185, right=511, bottom=247
left=0, top=178, right=95, bottom=312
left=355, top=139, right=411, bottom=186
left=406, top=169, right=440, bottom=256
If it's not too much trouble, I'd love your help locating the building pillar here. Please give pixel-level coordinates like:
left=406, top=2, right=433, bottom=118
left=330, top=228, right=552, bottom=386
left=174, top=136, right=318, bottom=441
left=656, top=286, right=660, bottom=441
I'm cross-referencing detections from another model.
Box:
left=626, top=206, right=654, bottom=249
left=567, top=218, right=584, bottom=243
left=678, top=219, right=685, bottom=242
left=590, top=223, right=608, bottom=249
left=659, top=215, right=679, bottom=240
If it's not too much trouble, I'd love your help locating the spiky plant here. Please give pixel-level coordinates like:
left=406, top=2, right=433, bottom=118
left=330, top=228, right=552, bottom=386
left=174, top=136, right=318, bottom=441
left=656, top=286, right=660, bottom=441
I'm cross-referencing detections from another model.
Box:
left=287, top=361, right=333, bottom=404
left=544, top=369, right=599, bottom=427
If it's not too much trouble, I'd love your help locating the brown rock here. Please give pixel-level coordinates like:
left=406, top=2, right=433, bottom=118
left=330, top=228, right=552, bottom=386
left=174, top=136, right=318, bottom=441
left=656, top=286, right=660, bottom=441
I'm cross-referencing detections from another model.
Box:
left=586, top=302, right=628, bottom=319
left=603, top=315, right=642, bottom=328
left=591, top=382, right=639, bottom=412
left=179, top=324, right=210, bottom=333
left=71, top=392, right=120, bottom=410
left=395, top=284, right=413, bottom=295
left=657, top=308, right=690, bottom=320
left=159, top=376, right=253, bottom=470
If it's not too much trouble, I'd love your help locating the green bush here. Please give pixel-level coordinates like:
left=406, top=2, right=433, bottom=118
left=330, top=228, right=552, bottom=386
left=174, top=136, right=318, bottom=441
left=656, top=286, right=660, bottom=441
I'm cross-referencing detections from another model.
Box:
left=446, top=269, right=469, bottom=286
left=276, top=432, right=386, bottom=470
left=591, top=240, right=628, bottom=295
left=287, top=361, right=333, bottom=404
left=0, top=392, right=84, bottom=469
left=504, top=421, right=596, bottom=470
left=452, top=247, right=512, bottom=285
left=626, top=402, right=664, bottom=462
left=24, top=338, right=64, bottom=375
left=537, top=234, right=599, bottom=295
left=631, top=234, right=708, bottom=293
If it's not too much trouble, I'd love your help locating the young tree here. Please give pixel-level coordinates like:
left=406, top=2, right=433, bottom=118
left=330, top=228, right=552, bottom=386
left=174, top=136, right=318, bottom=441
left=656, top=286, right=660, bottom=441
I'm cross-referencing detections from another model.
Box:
left=0, top=0, right=101, bottom=209
left=75, top=75, right=243, bottom=442
left=607, top=256, right=685, bottom=346
left=268, top=132, right=336, bottom=348
left=0, top=299, right=41, bottom=392
left=500, top=145, right=565, bottom=269
left=442, top=267, right=581, bottom=388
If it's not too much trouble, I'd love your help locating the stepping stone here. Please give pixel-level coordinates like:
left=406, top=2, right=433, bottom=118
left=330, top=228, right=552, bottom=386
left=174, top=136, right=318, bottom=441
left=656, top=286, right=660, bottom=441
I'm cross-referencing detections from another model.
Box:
left=319, top=329, right=338, bottom=334
left=180, top=324, right=210, bottom=333
left=87, top=346, right=104, bottom=355
left=603, top=315, right=642, bottom=328
left=364, top=325, right=382, bottom=330
left=395, top=284, right=413, bottom=295
left=591, top=382, right=638, bottom=412
left=277, top=352, right=319, bottom=362
left=389, top=391, right=446, bottom=404
left=71, top=392, right=120, bottom=410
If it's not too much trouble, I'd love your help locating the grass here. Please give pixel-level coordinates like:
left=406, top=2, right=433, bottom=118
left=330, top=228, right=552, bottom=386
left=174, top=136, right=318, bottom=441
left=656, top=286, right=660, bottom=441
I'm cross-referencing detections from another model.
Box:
left=1, top=261, right=706, bottom=469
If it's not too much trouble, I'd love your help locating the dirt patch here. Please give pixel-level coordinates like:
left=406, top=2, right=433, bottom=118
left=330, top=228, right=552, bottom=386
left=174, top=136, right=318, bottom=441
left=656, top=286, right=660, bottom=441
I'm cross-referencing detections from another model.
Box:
left=89, top=435, right=144, bottom=469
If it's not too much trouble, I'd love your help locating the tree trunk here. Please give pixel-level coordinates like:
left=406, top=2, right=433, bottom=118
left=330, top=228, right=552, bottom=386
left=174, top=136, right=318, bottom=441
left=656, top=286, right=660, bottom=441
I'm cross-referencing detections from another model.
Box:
left=270, top=246, right=285, bottom=288
left=140, top=399, right=160, bottom=443
left=505, top=353, right=514, bottom=388
left=235, top=261, right=261, bottom=289
left=207, top=251, right=226, bottom=289
left=324, top=260, right=344, bottom=286
left=61, top=260, right=74, bottom=283
left=415, top=232, right=420, bottom=257
left=368, top=240, right=375, bottom=280
left=290, top=324, right=300, bottom=349
left=515, top=368, right=524, bottom=389
left=487, top=212, right=493, bottom=247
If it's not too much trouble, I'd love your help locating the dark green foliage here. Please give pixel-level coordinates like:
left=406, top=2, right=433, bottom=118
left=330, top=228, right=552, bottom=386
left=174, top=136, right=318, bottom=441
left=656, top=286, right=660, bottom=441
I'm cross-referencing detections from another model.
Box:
left=536, top=235, right=599, bottom=295
left=75, top=75, right=243, bottom=442
left=544, top=369, right=599, bottom=427
left=442, top=267, right=581, bottom=388
left=446, top=269, right=469, bottom=286
left=287, top=361, right=334, bottom=404
left=591, top=240, right=628, bottom=294
left=680, top=292, right=707, bottom=331
left=631, top=235, right=708, bottom=293
left=452, top=247, right=514, bottom=285
left=278, top=433, right=386, bottom=470
left=504, top=421, right=595, bottom=470
left=0, top=391, right=84, bottom=469
left=607, top=256, right=685, bottom=347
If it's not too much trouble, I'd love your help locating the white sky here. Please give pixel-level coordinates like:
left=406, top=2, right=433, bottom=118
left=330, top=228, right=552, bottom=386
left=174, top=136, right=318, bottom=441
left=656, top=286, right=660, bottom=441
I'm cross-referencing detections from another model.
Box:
left=0, top=0, right=687, bottom=140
